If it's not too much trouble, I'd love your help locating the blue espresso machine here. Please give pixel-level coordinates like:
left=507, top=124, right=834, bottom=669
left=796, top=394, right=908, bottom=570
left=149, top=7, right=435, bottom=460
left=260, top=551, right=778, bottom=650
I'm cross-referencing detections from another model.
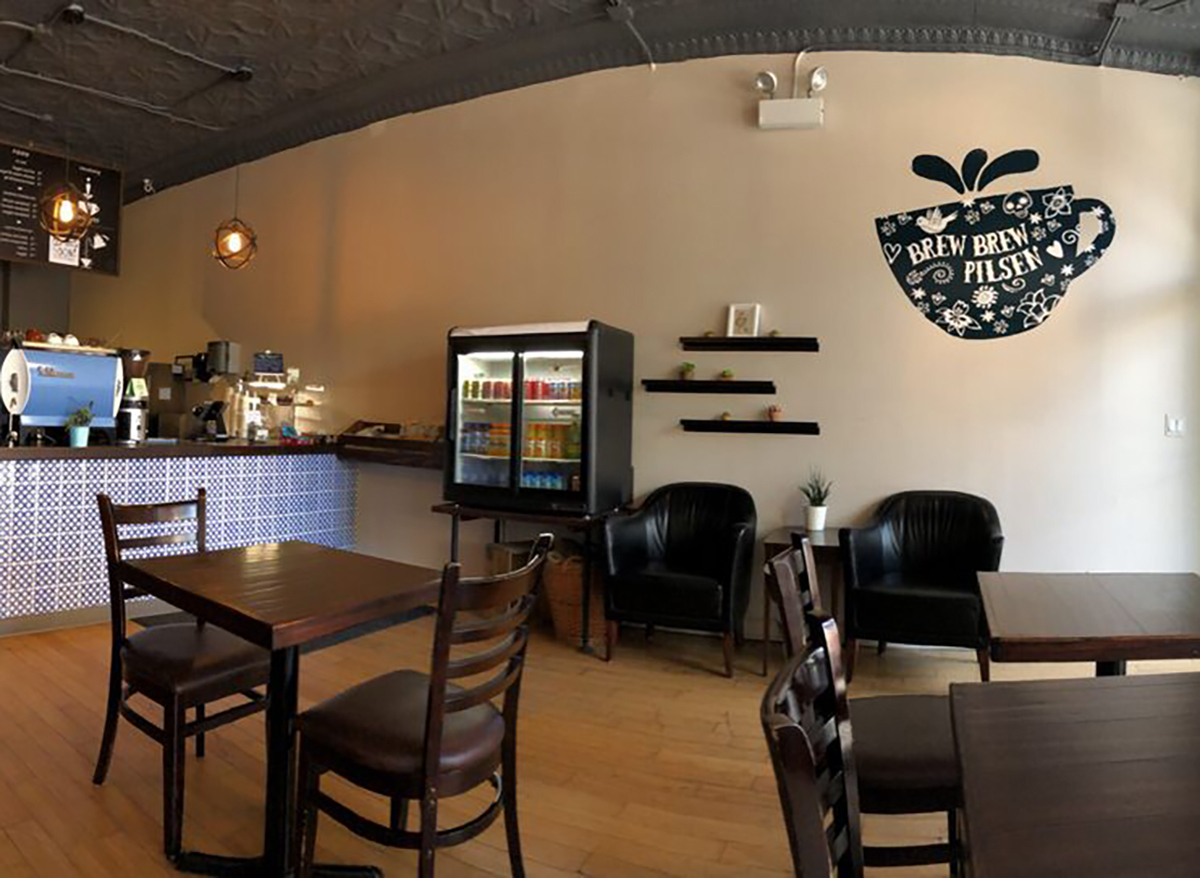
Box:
left=1, top=345, right=123, bottom=444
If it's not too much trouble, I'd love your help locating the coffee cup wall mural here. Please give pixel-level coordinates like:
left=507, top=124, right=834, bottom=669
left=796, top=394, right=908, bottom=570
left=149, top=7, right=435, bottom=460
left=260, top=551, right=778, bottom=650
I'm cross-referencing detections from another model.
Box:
left=875, top=148, right=1116, bottom=340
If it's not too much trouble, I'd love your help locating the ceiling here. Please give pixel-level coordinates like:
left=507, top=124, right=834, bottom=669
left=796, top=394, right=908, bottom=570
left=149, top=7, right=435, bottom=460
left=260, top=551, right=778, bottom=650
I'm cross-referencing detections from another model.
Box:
left=0, top=0, right=1197, bottom=204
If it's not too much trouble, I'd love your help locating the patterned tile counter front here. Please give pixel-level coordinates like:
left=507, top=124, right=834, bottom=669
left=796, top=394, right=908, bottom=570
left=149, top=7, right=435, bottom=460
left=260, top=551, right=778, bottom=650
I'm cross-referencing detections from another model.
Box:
left=0, top=452, right=356, bottom=622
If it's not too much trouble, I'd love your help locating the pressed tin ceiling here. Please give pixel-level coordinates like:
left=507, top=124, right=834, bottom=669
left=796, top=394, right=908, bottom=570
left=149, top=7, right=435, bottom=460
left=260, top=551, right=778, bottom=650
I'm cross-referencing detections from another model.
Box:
left=0, top=0, right=1197, bottom=203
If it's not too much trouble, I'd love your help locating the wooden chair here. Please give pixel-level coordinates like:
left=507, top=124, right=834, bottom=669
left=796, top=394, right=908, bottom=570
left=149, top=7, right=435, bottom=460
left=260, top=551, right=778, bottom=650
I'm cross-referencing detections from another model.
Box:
left=764, top=541, right=960, bottom=874
left=94, top=490, right=269, bottom=861
left=762, top=534, right=821, bottom=676
left=762, top=611, right=865, bottom=876
left=295, top=533, right=554, bottom=877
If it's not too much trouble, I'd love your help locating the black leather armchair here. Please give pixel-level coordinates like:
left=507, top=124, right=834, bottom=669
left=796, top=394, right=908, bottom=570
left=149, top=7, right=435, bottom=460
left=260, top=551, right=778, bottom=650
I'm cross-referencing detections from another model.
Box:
left=840, top=490, right=1003, bottom=680
left=603, top=482, right=757, bottom=676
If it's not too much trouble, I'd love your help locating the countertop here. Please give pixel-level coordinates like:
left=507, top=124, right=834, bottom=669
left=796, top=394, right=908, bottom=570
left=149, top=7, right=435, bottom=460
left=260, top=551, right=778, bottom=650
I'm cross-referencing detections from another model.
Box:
left=0, top=441, right=336, bottom=460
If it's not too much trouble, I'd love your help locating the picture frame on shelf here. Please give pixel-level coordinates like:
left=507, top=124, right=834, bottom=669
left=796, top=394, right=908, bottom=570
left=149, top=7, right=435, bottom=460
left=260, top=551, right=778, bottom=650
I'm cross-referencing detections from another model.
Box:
left=726, top=303, right=761, bottom=337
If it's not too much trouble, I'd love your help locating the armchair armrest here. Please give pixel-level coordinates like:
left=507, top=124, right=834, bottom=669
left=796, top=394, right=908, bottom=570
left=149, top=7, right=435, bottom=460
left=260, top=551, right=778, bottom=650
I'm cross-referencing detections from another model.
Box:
left=839, top=523, right=891, bottom=591
left=603, top=510, right=651, bottom=578
left=724, top=520, right=757, bottom=623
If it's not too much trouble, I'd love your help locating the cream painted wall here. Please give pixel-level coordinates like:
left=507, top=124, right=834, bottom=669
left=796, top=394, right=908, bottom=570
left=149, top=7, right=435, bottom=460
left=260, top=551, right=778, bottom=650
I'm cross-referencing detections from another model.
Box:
left=70, top=52, right=1200, bottom=587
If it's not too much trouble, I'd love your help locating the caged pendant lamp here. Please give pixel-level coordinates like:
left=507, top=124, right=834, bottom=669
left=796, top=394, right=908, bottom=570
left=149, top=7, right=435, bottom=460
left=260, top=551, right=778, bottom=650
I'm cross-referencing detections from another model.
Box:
left=212, top=163, right=257, bottom=269
left=39, top=175, right=95, bottom=242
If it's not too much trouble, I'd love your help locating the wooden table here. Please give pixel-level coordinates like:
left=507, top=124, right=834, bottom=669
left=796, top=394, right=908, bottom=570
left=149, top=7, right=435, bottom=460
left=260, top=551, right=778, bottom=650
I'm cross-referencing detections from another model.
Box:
left=980, top=572, right=1200, bottom=676
left=761, top=527, right=843, bottom=672
left=953, top=673, right=1200, bottom=877
left=120, top=541, right=441, bottom=877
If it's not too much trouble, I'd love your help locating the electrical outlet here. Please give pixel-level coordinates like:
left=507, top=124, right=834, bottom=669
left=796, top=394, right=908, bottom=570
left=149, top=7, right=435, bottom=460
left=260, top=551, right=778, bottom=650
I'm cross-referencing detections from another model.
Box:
left=1165, top=415, right=1186, bottom=438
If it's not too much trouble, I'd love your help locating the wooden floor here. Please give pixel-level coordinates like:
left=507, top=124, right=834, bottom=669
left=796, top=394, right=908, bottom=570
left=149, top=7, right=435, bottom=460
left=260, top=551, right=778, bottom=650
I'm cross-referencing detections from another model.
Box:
left=0, top=618, right=1194, bottom=878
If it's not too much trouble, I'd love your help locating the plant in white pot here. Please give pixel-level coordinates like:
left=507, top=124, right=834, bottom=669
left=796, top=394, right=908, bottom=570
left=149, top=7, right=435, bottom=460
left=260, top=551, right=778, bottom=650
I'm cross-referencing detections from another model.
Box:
left=65, top=403, right=94, bottom=448
left=800, top=469, right=832, bottom=531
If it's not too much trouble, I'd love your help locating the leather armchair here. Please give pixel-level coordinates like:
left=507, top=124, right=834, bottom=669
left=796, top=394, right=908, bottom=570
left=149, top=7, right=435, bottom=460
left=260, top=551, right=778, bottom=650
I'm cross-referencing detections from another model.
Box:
left=840, top=490, right=1003, bottom=680
left=603, top=482, right=757, bottom=676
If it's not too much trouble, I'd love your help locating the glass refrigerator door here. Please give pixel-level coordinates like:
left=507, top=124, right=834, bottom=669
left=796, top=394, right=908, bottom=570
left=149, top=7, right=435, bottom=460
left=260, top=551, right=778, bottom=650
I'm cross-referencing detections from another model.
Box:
left=519, top=350, right=584, bottom=493
left=454, top=351, right=515, bottom=488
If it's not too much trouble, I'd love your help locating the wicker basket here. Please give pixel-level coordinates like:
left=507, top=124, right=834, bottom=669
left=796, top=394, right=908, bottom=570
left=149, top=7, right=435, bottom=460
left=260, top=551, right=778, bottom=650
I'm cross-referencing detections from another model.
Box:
left=543, top=547, right=606, bottom=650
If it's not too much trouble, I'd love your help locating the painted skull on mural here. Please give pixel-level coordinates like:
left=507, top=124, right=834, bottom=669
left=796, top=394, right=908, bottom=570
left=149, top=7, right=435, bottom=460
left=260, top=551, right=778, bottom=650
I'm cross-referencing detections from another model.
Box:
left=874, top=148, right=1116, bottom=340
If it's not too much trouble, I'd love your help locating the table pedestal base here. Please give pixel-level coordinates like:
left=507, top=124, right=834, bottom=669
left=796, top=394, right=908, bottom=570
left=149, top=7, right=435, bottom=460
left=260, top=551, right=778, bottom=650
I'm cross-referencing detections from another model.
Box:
left=176, top=851, right=382, bottom=877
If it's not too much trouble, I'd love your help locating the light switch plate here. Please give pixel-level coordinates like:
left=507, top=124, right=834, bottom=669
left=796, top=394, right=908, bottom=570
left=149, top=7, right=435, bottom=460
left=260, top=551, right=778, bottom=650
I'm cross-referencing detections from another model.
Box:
left=1165, top=414, right=1186, bottom=438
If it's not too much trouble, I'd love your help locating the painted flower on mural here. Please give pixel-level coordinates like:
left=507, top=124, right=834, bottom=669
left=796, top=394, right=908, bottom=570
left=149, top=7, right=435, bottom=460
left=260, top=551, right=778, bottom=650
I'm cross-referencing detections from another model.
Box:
left=993, top=320, right=1009, bottom=334
left=917, top=301, right=930, bottom=314
left=1042, top=187, right=1074, bottom=219
left=1083, top=253, right=1097, bottom=267
left=931, top=292, right=946, bottom=305
left=937, top=301, right=982, bottom=337
left=971, top=286, right=999, bottom=308
left=1001, top=305, right=1015, bottom=318
left=1060, top=263, right=1075, bottom=277
left=1031, top=226, right=1047, bottom=241
left=965, top=209, right=981, bottom=225
left=879, top=219, right=897, bottom=236
left=910, top=287, right=926, bottom=300
left=1047, top=218, right=1061, bottom=231
left=980, top=310, right=995, bottom=323
left=979, top=200, right=995, bottom=214
left=1016, top=289, right=1062, bottom=328
left=1029, top=212, right=1043, bottom=225
left=896, top=212, right=912, bottom=225
left=1040, top=274, right=1057, bottom=287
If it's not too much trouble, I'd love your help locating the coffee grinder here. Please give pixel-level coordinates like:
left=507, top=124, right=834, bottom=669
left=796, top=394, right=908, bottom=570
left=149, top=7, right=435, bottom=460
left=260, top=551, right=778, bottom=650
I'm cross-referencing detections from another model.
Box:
left=117, top=349, right=151, bottom=445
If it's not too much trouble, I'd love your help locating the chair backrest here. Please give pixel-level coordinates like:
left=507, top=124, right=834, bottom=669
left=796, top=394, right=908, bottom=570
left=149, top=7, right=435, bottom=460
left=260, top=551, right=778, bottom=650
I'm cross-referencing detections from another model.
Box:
left=639, top=481, right=757, bottom=574
left=764, top=534, right=820, bottom=657
left=97, top=490, right=207, bottom=641
left=421, top=533, right=554, bottom=780
left=875, top=490, right=1003, bottom=578
left=762, top=611, right=864, bottom=878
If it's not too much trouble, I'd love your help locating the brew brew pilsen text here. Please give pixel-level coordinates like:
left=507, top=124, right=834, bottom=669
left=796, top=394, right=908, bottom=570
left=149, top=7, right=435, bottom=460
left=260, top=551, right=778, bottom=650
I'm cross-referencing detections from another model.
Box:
left=907, top=224, right=1045, bottom=285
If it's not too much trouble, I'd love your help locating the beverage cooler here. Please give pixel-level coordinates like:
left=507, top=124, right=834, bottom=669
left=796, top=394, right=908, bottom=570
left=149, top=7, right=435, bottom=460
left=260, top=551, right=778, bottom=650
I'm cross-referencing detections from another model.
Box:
left=444, top=321, right=633, bottom=515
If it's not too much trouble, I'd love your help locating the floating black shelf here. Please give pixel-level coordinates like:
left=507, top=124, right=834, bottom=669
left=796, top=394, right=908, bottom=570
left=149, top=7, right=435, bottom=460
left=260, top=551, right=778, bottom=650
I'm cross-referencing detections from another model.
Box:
left=642, top=379, right=776, bottom=394
left=680, top=419, right=820, bottom=435
left=679, top=336, right=820, bottom=352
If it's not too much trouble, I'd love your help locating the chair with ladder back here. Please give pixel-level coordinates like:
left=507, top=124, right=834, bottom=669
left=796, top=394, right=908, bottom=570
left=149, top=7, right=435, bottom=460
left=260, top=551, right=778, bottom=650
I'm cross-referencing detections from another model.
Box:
left=765, top=537, right=960, bottom=874
left=93, top=490, right=269, bottom=860
left=295, top=533, right=553, bottom=877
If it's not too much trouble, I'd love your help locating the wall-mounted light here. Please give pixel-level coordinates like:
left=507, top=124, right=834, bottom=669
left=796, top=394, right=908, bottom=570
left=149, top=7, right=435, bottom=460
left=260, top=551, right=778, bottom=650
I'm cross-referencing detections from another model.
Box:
left=754, top=53, right=827, bottom=131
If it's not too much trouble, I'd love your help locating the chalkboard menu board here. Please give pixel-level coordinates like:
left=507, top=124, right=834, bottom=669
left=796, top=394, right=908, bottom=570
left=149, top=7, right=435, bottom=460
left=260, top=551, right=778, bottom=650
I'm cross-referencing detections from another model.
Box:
left=0, top=140, right=121, bottom=275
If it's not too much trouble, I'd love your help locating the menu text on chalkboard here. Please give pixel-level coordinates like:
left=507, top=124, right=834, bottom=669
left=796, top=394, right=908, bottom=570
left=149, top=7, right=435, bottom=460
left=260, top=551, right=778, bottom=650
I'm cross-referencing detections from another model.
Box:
left=0, top=140, right=121, bottom=275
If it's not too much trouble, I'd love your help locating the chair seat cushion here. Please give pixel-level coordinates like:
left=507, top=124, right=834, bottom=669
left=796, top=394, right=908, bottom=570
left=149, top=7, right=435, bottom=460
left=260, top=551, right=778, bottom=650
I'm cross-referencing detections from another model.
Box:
left=609, top=566, right=723, bottom=621
left=851, top=694, right=959, bottom=814
left=853, top=573, right=983, bottom=647
left=298, top=670, right=506, bottom=786
left=122, top=622, right=269, bottom=701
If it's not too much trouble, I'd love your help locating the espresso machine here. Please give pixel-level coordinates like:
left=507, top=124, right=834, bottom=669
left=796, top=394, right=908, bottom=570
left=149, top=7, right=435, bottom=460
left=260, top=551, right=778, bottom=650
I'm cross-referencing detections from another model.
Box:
left=0, top=343, right=123, bottom=445
left=117, top=348, right=151, bottom=445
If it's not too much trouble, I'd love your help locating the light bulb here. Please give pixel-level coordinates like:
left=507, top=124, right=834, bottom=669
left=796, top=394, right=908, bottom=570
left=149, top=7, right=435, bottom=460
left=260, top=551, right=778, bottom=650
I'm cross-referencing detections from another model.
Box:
left=225, top=230, right=244, bottom=254
left=55, top=196, right=75, bottom=224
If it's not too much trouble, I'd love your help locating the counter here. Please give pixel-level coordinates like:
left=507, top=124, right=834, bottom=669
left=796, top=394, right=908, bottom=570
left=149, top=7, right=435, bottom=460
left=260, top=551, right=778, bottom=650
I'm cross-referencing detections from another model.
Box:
left=0, top=444, right=356, bottom=630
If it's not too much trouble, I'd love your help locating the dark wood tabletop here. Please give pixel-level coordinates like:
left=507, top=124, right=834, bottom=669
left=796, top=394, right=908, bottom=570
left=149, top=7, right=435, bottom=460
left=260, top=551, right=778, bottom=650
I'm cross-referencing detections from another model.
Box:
left=761, top=526, right=841, bottom=554
left=953, top=672, right=1200, bottom=878
left=120, top=541, right=441, bottom=651
left=980, top=572, right=1200, bottom=665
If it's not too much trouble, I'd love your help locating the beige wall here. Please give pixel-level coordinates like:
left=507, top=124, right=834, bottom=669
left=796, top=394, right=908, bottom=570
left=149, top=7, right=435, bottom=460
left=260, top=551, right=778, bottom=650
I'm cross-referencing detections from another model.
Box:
left=70, top=51, right=1200, bottom=583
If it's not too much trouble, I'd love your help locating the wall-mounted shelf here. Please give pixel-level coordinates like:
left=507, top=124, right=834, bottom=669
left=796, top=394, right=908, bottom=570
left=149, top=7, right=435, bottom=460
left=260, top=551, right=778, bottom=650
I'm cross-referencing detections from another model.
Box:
left=679, top=336, right=819, bottom=352
left=680, top=419, right=820, bottom=435
left=642, top=379, right=776, bottom=394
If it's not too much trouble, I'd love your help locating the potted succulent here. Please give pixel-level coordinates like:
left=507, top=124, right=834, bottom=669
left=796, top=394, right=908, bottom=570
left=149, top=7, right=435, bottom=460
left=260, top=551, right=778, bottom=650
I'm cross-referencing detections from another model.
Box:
left=800, top=469, right=832, bottom=532
left=66, top=403, right=94, bottom=448
left=679, top=362, right=696, bottom=381
left=767, top=404, right=784, bottom=422
left=718, top=368, right=735, bottom=381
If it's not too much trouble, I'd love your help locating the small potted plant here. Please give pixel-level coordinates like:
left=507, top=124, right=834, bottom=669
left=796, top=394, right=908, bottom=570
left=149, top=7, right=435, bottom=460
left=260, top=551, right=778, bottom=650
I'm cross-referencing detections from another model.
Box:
left=720, top=411, right=733, bottom=421
left=679, top=362, right=696, bottom=381
left=767, top=404, right=784, bottom=422
left=800, top=469, right=832, bottom=532
left=66, top=403, right=94, bottom=448
left=718, top=368, right=735, bottom=381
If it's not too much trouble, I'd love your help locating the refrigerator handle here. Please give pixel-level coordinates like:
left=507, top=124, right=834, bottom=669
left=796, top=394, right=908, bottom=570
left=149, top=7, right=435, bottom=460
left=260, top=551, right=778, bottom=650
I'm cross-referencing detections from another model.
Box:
left=510, top=353, right=525, bottom=493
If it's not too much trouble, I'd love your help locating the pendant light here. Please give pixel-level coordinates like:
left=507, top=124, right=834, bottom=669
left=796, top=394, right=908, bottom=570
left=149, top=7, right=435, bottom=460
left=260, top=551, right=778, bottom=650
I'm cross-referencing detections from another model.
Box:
left=39, top=12, right=94, bottom=243
left=212, top=163, right=257, bottom=269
